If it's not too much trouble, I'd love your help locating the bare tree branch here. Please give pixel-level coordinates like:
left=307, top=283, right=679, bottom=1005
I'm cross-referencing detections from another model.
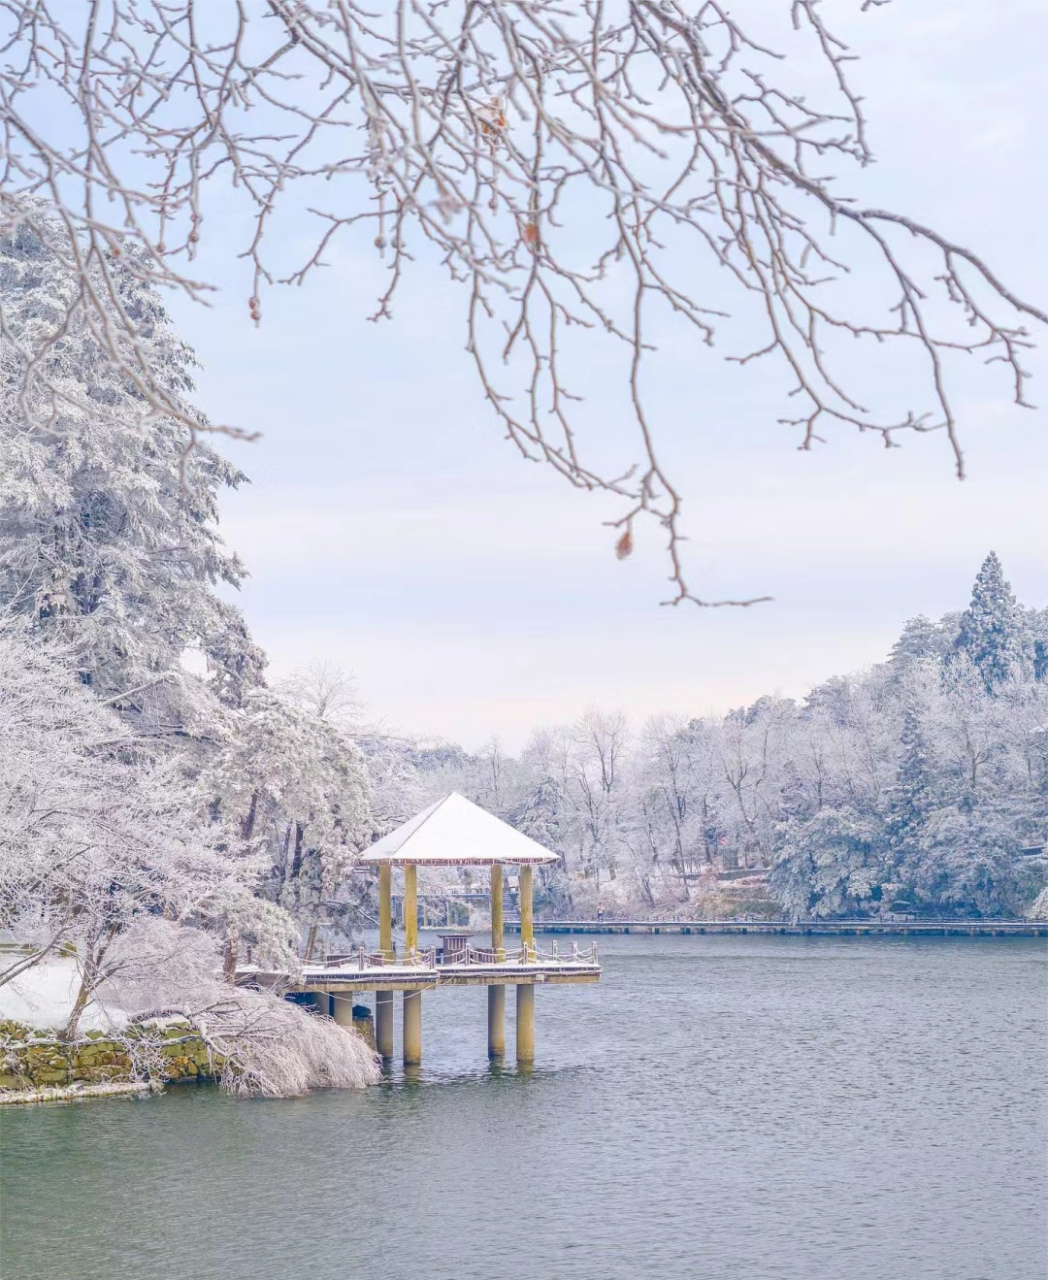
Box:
left=1, top=1, right=1042, bottom=604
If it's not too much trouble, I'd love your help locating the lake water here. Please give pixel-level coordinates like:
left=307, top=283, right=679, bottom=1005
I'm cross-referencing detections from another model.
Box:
left=2, top=935, right=1046, bottom=1280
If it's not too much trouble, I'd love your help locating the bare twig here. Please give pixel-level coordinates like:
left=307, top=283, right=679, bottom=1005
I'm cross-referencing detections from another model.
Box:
left=0, top=1, right=1042, bottom=604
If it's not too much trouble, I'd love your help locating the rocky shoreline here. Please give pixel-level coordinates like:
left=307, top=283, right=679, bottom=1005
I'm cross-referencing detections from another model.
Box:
left=0, top=1018, right=223, bottom=1103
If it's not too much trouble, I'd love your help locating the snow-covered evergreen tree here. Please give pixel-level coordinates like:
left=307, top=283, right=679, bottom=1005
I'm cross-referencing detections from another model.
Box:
left=889, top=704, right=936, bottom=837
left=0, top=213, right=265, bottom=726
left=951, top=552, right=1027, bottom=691
left=771, top=807, right=887, bottom=920
left=888, top=613, right=957, bottom=682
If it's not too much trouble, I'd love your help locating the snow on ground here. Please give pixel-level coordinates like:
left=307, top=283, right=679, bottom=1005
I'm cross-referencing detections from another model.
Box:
left=0, top=960, right=126, bottom=1033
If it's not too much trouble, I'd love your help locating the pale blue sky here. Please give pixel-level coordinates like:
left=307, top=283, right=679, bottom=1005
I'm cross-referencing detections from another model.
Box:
left=169, top=0, right=1047, bottom=749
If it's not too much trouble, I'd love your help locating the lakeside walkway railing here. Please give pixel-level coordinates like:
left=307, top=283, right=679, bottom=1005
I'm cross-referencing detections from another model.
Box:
left=501, top=918, right=1046, bottom=937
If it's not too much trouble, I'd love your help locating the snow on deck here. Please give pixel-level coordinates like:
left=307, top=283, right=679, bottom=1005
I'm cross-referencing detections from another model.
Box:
left=241, top=943, right=602, bottom=991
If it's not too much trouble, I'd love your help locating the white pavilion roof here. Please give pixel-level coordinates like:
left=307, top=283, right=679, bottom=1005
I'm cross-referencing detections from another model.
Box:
left=358, top=792, right=558, bottom=867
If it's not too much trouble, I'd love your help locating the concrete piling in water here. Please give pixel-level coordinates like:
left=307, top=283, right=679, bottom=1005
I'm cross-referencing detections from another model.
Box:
left=515, top=984, right=535, bottom=1063
left=333, top=994, right=377, bottom=1051
left=488, top=986, right=505, bottom=1058
left=403, top=990, right=422, bottom=1066
left=332, top=992, right=354, bottom=1028
left=375, top=990, right=395, bottom=1059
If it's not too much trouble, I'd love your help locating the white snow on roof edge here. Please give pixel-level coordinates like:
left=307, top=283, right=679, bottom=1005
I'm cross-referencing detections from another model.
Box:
left=359, top=792, right=558, bottom=866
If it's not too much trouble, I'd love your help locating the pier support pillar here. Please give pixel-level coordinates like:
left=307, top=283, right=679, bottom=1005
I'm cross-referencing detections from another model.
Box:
left=309, top=992, right=330, bottom=1017
left=331, top=992, right=353, bottom=1028
left=516, top=983, right=535, bottom=1063
left=375, top=990, right=395, bottom=1059
left=488, top=985, right=505, bottom=1058
left=403, top=990, right=422, bottom=1066
left=333, top=994, right=378, bottom=1052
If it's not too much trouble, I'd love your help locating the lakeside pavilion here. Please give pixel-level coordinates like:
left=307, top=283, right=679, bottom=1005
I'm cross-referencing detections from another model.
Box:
left=255, top=793, right=601, bottom=1067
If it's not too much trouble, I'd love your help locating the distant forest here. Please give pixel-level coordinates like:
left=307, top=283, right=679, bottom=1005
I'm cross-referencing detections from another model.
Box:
left=368, top=553, right=1048, bottom=922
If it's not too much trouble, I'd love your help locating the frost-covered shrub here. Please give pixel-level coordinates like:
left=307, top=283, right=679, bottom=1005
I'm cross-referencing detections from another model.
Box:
left=110, top=922, right=379, bottom=1097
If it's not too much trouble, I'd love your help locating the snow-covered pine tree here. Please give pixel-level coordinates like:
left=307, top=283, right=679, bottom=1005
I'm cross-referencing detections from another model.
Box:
left=883, top=695, right=938, bottom=906
left=951, top=552, right=1027, bottom=692
left=0, top=212, right=265, bottom=728
left=888, top=614, right=956, bottom=681
left=1027, top=607, right=1048, bottom=683
left=771, top=806, right=888, bottom=920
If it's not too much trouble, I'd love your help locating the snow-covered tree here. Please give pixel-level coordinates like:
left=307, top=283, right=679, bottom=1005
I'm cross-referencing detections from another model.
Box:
left=107, top=922, right=378, bottom=1096
left=717, top=696, right=797, bottom=869
left=889, top=614, right=957, bottom=682
left=278, top=661, right=362, bottom=727
left=3, top=7, right=1046, bottom=606
left=206, top=690, right=372, bottom=960
left=0, top=627, right=289, bottom=1036
left=0, top=213, right=265, bottom=728
left=287, top=573, right=1046, bottom=922
left=771, top=807, right=887, bottom=921
left=631, top=716, right=720, bottom=904
left=951, top=552, right=1027, bottom=692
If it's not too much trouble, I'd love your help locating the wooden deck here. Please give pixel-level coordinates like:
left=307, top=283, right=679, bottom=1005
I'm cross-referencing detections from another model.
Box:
left=241, top=942, right=602, bottom=995
left=503, top=919, right=1047, bottom=938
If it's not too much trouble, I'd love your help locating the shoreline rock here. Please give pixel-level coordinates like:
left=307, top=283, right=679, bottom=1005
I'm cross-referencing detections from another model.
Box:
left=0, top=1018, right=223, bottom=1098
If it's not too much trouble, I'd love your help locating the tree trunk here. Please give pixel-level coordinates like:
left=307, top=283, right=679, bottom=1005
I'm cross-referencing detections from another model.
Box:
left=290, top=822, right=305, bottom=880
left=303, top=920, right=319, bottom=963
left=223, top=935, right=239, bottom=982
left=63, top=928, right=117, bottom=1040
left=241, top=789, right=260, bottom=843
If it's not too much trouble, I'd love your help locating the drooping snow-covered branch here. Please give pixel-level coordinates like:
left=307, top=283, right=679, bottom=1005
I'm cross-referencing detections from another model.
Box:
left=109, top=922, right=379, bottom=1096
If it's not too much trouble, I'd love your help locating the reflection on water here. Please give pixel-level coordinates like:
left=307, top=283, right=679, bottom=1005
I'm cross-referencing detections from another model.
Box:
left=2, top=935, right=1045, bottom=1280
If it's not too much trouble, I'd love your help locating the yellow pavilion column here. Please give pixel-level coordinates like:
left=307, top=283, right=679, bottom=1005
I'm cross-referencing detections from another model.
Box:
left=519, top=864, right=534, bottom=959
left=376, top=863, right=394, bottom=1059
left=516, top=863, right=535, bottom=1062
left=487, top=863, right=505, bottom=1058
left=404, top=865, right=418, bottom=959
left=379, top=864, right=393, bottom=959
left=402, top=864, right=422, bottom=1064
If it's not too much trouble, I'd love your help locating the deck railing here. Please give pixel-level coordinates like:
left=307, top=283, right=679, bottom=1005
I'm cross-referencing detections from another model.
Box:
left=324, top=942, right=600, bottom=972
